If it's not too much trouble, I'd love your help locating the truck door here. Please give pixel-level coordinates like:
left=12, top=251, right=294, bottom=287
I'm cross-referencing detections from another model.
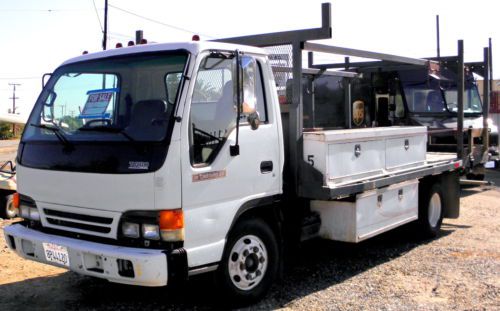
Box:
left=181, top=53, right=281, bottom=267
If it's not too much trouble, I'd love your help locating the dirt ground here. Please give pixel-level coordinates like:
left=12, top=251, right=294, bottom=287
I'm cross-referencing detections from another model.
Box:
left=0, top=171, right=499, bottom=310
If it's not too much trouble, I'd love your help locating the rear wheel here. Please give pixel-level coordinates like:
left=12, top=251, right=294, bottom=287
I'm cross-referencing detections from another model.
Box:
left=217, top=218, right=279, bottom=305
left=418, top=183, right=444, bottom=238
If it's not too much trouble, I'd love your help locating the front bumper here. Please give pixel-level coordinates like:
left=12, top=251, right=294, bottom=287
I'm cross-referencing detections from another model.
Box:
left=3, top=224, right=169, bottom=286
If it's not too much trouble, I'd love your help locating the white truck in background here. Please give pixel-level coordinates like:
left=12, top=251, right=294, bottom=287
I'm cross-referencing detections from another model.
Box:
left=4, top=3, right=464, bottom=304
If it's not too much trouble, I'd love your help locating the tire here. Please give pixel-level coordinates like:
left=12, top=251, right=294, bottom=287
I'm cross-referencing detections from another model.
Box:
left=217, top=218, right=279, bottom=305
left=4, top=194, right=16, bottom=219
left=0, top=194, right=16, bottom=219
left=418, top=183, right=444, bottom=238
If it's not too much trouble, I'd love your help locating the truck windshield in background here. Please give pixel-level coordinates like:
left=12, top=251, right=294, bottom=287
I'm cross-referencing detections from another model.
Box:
left=19, top=51, right=189, bottom=174
left=400, top=69, right=482, bottom=114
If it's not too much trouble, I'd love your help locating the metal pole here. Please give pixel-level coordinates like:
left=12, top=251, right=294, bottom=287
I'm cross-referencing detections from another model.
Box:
left=489, top=38, right=493, bottom=97
left=457, top=40, right=464, bottom=160
left=482, top=47, right=490, bottom=152
left=103, top=0, right=108, bottom=50
left=436, top=15, right=441, bottom=60
left=290, top=41, right=303, bottom=197
left=344, top=57, right=351, bottom=129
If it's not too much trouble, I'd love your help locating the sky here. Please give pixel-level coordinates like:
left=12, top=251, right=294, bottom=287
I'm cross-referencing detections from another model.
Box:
left=0, top=0, right=498, bottom=116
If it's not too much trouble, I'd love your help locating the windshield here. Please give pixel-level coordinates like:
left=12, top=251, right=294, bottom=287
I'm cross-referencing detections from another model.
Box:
left=400, top=69, right=482, bottom=114
left=444, top=81, right=483, bottom=113
left=24, top=52, right=188, bottom=143
left=19, top=51, right=189, bottom=174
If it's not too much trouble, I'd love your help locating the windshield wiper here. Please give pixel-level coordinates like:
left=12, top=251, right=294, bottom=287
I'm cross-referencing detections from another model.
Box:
left=30, top=123, right=74, bottom=149
left=77, top=126, right=135, bottom=142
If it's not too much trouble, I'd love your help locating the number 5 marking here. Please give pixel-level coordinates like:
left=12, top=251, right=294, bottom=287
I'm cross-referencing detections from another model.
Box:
left=307, top=155, right=314, bottom=167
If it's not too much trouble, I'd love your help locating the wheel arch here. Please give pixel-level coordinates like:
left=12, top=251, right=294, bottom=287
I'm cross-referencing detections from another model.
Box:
left=227, top=195, right=283, bottom=243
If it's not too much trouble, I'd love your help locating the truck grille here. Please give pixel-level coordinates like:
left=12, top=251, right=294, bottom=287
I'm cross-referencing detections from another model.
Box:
left=43, top=208, right=114, bottom=235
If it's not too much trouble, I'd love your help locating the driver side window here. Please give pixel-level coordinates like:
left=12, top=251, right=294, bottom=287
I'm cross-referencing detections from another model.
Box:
left=190, top=56, right=236, bottom=165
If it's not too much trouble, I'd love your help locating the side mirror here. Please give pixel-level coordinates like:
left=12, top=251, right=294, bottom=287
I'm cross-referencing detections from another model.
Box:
left=247, top=112, right=260, bottom=130
left=42, top=90, right=56, bottom=123
left=240, top=56, right=257, bottom=115
left=42, top=73, right=52, bottom=88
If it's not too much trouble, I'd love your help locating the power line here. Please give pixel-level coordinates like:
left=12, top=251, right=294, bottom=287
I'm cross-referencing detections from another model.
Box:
left=108, top=4, right=214, bottom=39
left=108, top=32, right=135, bottom=40
left=0, top=9, right=91, bottom=12
left=0, top=77, right=39, bottom=80
left=91, top=0, right=104, bottom=32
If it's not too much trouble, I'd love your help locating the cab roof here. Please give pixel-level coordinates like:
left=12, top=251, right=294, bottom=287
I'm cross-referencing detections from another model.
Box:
left=62, top=41, right=268, bottom=66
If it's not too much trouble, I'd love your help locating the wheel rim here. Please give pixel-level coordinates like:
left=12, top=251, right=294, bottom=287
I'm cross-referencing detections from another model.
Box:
left=228, top=234, right=268, bottom=291
left=428, top=192, right=442, bottom=228
left=5, top=197, right=16, bottom=218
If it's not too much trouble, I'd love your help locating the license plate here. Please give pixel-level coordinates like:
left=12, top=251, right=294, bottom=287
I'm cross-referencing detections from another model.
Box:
left=42, top=242, right=70, bottom=267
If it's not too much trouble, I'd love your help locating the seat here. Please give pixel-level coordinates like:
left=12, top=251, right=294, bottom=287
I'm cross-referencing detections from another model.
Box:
left=376, top=97, right=392, bottom=126
left=127, top=99, right=167, bottom=141
left=426, top=91, right=444, bottom=112
left=215, top=81, right=237, bottom=131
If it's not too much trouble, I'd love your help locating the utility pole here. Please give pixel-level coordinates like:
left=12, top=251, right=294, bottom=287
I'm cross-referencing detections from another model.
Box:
left=8, top=83, right=20, bottom=114
left=103, top=0, right=108, bottom=50
left=8, top=83, right=20, bottom=135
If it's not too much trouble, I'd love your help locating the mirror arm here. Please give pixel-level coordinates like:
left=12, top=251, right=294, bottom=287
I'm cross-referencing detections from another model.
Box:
left=230, top=49, right=241, bottom=157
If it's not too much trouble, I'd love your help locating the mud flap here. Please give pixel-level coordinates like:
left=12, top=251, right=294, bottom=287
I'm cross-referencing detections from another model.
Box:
left=441, top=170, right=460, bottom=219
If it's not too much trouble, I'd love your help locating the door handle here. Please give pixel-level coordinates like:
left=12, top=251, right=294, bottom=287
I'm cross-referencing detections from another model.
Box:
left=260, top=161, right=273, bottom=173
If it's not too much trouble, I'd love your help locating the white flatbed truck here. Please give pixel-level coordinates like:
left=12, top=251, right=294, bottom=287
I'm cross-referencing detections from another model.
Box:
left=4, top=3, right=463, bottom=304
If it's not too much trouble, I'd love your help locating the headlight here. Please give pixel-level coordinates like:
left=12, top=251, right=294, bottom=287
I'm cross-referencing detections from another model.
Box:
left=119, top=210, right=184, bottom=244
left=142, top=224, right=160, bottom=240
left=122, top=222, right=140, bottom=238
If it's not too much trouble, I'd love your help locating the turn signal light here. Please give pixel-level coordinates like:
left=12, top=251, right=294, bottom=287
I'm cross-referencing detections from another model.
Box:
left=159, top=209, right=184, bottom=230
left=159, top=209, right=184, bottom=242
left=13, top=193, right=20, bottom=209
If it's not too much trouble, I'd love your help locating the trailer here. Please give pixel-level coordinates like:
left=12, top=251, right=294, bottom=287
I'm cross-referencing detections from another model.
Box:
left=4, top=3, right=465, bottom=304
left=0, top=161, right=17, bottom=219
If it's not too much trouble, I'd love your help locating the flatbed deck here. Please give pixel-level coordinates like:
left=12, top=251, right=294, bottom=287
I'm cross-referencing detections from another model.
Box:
left=300, top=152, right=460, bottom=200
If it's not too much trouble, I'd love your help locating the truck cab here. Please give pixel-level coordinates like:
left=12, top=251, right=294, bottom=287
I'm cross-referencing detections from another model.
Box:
left=8, top=42, right=283, bottom=291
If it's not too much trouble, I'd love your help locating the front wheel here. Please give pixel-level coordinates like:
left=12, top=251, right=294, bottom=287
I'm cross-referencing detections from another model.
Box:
left=418, top=183, right=444, bottom=238
left=217, top=218, right=279, bottom=305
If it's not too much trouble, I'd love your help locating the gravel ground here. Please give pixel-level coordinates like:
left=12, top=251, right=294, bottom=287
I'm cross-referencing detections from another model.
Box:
left=0, top=171, right=499, bottom=311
